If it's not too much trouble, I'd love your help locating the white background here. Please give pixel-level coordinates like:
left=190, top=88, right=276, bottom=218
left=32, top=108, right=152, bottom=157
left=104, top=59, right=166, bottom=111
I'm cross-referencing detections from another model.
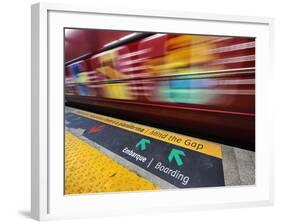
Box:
left=0, top=0, right=279, bottom=223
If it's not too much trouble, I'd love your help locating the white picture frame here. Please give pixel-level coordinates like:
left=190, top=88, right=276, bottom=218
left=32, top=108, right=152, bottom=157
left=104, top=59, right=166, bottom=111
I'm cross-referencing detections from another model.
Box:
left=31, top=2, right=274, bottom=221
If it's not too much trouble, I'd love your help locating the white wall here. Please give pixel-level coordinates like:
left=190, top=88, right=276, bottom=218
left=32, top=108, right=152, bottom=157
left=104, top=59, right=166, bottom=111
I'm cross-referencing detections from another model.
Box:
left=0, top=0, right=279, bottom=223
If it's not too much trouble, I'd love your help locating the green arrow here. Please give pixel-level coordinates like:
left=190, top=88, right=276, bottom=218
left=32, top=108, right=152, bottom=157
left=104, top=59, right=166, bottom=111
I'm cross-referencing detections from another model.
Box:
left=136, top=138, right=151, bottom=151
left=168, top=149, right=186, bottom=166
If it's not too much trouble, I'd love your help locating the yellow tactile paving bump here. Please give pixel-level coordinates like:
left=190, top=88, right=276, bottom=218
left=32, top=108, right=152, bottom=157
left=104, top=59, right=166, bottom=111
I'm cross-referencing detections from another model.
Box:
left=65, top=131, right=158, bottom=194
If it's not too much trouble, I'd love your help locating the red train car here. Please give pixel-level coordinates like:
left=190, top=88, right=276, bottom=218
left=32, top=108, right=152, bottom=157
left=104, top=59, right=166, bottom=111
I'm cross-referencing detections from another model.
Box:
left=65, top=32, right=255, bottom=150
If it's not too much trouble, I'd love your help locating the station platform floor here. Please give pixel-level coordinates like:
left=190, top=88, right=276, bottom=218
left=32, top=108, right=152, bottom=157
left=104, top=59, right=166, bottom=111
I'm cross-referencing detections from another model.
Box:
left=64, top=106, right=255, bottom=194
left=65, top=131, right=158, bottom=194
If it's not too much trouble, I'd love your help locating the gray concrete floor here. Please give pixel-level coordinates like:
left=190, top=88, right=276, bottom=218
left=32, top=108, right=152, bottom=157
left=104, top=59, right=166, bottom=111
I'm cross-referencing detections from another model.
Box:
left=222, top=145, right=255, bottom=186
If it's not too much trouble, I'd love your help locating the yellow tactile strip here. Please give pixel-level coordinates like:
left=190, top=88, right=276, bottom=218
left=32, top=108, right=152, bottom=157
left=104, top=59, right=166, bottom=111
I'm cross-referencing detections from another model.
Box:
left=65, top=131, right=158, bottom=194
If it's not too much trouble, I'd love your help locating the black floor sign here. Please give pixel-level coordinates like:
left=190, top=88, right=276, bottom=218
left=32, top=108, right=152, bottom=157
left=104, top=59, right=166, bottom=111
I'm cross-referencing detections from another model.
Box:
left=65, top=109, right=225, bottom=188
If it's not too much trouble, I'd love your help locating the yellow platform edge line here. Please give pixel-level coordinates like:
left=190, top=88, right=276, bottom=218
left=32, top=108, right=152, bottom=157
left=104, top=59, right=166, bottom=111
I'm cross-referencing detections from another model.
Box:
left=72, top=109, right=222, bottom=159
left=65, top=131, right=158, bottom=194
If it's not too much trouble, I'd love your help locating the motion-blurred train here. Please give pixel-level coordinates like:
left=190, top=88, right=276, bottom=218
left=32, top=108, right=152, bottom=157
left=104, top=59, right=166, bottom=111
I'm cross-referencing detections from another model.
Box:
left=65, top=32, right=255, bottom=150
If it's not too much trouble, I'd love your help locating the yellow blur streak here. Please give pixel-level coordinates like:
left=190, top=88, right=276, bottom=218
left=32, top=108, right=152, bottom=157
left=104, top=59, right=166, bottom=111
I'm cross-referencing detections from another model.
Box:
left=96, top=66, right=124, bottom=79
left=145, top=35, right=217, bottom=75
left=65, top=131, right=158, bottom=194
left=166, top=35, right=214, bottom=50
left=77, top=72, right=88, bottom=84
left=103, top=83, right=133, bottom=100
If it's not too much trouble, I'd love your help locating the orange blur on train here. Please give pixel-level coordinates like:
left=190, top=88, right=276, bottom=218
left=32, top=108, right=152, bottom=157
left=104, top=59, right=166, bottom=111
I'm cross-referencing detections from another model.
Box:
left=65, top=30, right=255, bottom=150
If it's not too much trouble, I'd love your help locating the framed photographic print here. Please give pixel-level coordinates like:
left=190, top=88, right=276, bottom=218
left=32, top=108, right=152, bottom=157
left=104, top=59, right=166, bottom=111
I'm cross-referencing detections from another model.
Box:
left=31, top=2, right=274, bottom=221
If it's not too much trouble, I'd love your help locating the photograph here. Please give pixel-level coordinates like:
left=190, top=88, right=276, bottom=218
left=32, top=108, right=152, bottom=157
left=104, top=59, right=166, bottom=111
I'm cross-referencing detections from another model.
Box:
left=64, top=28, right=255, bottom=194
